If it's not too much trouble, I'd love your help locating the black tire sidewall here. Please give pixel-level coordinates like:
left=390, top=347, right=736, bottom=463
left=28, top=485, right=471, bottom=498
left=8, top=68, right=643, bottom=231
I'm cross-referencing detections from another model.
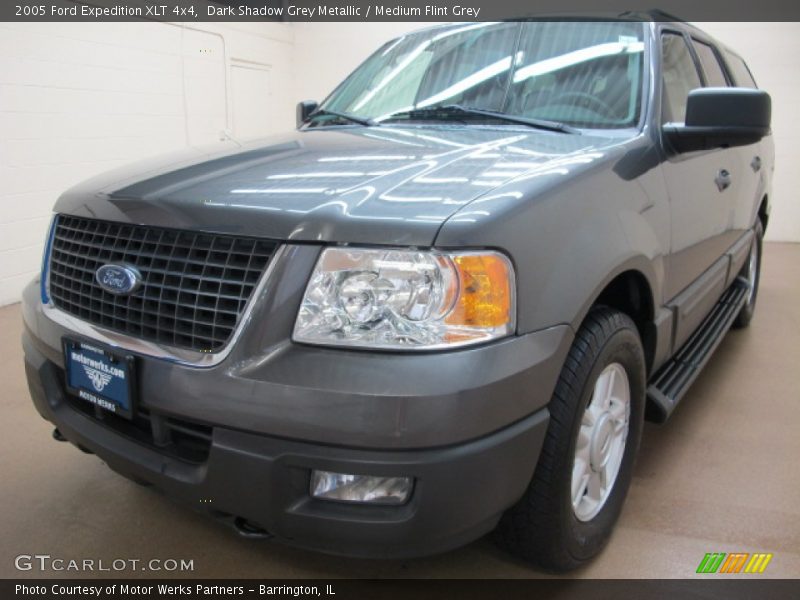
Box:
left=561, top=324, right=646, bottom=562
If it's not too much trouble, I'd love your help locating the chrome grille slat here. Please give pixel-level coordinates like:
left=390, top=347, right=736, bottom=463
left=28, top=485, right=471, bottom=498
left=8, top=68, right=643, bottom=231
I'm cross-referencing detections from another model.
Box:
left=48, top=215, right=277, bottom=353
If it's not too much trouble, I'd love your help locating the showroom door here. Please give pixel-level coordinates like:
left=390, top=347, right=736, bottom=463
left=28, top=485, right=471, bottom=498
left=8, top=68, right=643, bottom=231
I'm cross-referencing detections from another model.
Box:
left=231, top=62, right=275, bottom=139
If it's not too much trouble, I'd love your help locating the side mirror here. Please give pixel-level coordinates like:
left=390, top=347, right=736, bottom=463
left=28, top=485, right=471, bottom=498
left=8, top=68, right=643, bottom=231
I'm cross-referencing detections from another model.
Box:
left=663, top=88, right=771, bottom=153
left=296, top=100, right=318, bottom=128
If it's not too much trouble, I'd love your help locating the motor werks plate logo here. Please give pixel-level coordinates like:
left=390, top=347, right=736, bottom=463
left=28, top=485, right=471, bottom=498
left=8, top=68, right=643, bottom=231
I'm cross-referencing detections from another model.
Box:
left=82, top=365, right=113, bottom=392
left=696, top=552, right=773, bottom=574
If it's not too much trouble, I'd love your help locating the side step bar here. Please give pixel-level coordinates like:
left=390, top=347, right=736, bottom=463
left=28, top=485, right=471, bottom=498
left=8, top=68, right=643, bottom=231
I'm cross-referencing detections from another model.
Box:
left=646, top=277, right=750, bottom=423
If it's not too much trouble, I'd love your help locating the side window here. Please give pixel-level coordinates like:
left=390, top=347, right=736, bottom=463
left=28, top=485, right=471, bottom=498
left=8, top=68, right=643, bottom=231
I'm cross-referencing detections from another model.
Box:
left=692, top=40, right=728, bottom=87
left=661, top=33, right=702, bottom=123
left=723, top=51, right=758, bottom=88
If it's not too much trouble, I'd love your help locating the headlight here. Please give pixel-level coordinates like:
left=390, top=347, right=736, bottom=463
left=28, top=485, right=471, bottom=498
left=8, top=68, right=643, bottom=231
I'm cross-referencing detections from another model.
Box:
left=293, top=247, right=515, bottom=350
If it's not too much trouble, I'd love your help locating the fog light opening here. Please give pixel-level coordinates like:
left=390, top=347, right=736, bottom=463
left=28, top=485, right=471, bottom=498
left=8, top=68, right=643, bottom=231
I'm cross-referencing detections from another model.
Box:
left=310, top=470, right=412, bottom=505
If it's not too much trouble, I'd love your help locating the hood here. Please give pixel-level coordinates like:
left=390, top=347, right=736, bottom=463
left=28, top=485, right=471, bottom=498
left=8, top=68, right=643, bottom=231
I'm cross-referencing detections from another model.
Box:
left=55, top=126, right=623, bottom=246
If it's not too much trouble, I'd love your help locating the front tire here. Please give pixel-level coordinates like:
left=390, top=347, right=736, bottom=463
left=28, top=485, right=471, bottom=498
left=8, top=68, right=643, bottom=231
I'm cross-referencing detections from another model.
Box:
left=494, top=308, right=646, bottom=571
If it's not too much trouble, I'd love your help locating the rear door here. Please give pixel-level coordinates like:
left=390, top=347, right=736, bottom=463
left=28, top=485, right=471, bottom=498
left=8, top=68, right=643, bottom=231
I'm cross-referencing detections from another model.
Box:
left=718, top=47, right=770, bottom=240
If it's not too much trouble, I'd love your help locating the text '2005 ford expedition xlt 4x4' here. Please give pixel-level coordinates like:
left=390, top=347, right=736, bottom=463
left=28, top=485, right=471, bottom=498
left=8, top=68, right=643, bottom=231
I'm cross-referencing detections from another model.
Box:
left=22, top=18, right=773, bottom=571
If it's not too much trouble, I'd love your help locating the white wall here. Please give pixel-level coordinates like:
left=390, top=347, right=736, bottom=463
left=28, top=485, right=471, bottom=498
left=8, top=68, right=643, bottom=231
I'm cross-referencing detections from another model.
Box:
left=0, top=20, right=798, bottom=305
left=0, top=20, right=296, bottom=305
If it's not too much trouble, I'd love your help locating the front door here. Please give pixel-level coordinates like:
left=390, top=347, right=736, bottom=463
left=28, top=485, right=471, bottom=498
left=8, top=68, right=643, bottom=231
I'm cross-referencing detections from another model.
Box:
left=659, top=31, right=742, bottom=348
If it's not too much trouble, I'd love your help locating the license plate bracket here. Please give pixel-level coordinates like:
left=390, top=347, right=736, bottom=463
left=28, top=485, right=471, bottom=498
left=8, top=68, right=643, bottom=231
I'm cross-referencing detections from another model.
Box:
left=63, top=338, right=136, bottom=420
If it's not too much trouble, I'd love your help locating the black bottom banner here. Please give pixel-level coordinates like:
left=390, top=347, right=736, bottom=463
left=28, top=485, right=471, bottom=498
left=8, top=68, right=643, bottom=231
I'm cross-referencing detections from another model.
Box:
left=5, top=579, right=799, bottom=600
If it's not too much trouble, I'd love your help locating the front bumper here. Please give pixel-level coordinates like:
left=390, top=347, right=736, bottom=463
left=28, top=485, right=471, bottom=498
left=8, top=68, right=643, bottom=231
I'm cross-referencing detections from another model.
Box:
left=21, top=272, right=570, bottom=558
left=25, top=334, right=548, bottom=558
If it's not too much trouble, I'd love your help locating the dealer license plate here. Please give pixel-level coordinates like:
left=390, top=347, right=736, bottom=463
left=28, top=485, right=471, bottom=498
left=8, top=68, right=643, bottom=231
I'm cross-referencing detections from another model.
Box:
left=63, top=339, right=135, bottom=420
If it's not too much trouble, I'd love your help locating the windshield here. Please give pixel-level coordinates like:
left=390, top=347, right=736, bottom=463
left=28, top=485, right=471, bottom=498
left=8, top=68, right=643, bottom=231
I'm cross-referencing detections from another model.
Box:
left=319, top=21, right=646, bottom=129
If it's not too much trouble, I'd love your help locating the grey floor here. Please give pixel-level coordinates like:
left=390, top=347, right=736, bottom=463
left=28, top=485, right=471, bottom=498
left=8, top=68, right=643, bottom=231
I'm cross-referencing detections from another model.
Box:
left=1, top=243, right=798, bottom=579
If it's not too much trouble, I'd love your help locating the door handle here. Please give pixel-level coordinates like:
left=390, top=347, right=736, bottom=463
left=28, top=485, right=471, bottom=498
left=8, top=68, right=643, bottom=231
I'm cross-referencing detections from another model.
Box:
left=751, top=156, right=762, bottom=172
left=715, top=169, right=732, bottom=192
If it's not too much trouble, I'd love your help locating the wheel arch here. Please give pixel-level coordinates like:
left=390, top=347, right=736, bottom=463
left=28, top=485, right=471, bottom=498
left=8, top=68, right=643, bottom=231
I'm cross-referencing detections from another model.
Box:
left=574, top=260, right=659, bottom=375
left=758, top=194, right=769, bottom=232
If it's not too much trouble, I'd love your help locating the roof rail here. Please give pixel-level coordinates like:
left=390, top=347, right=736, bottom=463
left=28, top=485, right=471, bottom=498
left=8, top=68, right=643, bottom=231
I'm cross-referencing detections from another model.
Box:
left=619, top=9, right=686, bottom=22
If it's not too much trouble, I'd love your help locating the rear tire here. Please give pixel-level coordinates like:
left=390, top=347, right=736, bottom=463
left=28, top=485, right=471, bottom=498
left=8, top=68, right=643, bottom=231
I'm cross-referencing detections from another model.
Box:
left=494, top=307, right=646, bottom=571
left=732, top=220, right=763, bottom=329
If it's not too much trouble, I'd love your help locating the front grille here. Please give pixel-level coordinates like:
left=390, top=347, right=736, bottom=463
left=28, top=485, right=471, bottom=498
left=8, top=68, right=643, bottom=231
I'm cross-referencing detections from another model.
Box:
left=48, top=215, right=278, bottom=353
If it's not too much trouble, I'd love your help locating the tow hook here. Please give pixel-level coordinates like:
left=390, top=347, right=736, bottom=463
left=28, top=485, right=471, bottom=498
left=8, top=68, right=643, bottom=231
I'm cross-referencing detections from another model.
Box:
left=233, top=516, right=273, bottom=540
left=52, top=428, right=94, bottom=454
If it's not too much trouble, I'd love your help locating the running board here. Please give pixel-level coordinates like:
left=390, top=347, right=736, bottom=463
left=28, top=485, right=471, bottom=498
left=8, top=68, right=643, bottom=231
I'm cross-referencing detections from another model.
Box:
left=646, top=278, right=750, bottom=423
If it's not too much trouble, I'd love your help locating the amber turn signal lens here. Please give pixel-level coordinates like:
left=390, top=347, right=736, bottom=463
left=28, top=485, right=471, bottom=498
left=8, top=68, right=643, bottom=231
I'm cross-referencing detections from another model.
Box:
left=446, top=254, right=513, bottom=328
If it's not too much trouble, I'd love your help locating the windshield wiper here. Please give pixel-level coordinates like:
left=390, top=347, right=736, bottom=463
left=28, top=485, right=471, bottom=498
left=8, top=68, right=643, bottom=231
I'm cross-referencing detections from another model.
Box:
left=381, top=104, right=579, bottom=134
left=306, top=108, right=377, bottom=127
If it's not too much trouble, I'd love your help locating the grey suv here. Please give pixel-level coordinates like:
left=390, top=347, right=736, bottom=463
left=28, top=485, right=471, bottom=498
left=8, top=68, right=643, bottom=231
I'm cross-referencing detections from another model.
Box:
left=22, top=17, right=772, bottom=570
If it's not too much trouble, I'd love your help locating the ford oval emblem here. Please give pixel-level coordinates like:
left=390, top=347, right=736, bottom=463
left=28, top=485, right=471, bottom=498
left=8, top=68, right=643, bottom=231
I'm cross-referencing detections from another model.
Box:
left=95, top=263, right=142, bottom=295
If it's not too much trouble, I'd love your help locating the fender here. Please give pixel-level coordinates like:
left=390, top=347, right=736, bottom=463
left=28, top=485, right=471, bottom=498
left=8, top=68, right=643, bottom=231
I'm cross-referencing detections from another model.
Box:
left=435, top=137, right=670, bottom=338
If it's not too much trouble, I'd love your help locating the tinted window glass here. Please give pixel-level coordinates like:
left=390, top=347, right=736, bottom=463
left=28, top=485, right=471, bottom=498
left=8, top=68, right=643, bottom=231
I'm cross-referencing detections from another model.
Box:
left=325, top=23, right=519, bottom=119
left=692, top=40, right=728, bottom=87
left=661, top=33, right=702, bottom=123
left=724, top=51, right=757, bottom=88
left=506, top=21, right=645, bottom=128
